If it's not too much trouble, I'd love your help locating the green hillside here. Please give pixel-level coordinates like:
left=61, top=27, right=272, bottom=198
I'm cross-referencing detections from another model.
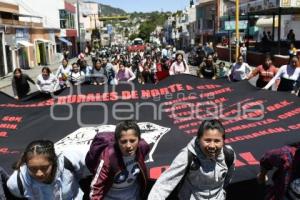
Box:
left=100, top=3, right=127, bottom=16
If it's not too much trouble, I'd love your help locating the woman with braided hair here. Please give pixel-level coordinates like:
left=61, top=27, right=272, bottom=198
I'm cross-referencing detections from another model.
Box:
left=7, top=140, right=86, bottom=200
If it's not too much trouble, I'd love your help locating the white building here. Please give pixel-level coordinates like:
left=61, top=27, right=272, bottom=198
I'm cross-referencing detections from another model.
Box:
left=0, top=0, right=70, bottom=76
left=80, top=1, right=101, bottom=42
left=187, top=4, right=197, bottom=46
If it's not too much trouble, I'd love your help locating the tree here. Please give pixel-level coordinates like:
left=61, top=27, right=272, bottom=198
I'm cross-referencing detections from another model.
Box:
left=128, top=12, right=168, bottom=42
left=124, top=28, right=129, bottom=37
left=137, top=12, right=168, bottom=42
left=129, top=33, right=139, bottom=41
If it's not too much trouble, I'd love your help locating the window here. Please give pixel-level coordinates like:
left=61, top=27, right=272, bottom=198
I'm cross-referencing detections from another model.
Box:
left=59, top=10, right=75, bottom=29
left=60, top=20, right=67, bottom=29
left=59, top=10, right=67, bottom=19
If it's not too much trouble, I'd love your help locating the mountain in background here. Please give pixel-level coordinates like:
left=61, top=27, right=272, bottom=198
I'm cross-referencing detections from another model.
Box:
left=99, top=3, right=127, bottom=16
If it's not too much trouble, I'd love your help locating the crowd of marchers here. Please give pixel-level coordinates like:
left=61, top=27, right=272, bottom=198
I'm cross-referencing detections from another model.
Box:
left=0, top=119, right=299, bottom=200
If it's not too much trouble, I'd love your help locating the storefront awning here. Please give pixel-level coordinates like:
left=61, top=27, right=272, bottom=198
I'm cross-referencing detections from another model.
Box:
left=36, top=39, right=55, bottom=45
left=256, top=17, right=278, bottom=28
left=17, top=40, right=34, bottom=47
left=58, top=37, right=72, bottom=46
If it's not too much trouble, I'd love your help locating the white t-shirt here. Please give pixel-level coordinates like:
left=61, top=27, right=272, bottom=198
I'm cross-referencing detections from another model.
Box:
left=169, top=61, right=190, bottom=75
left=55, top=65, right=72, bottom=78
left=36, top=73, right=58, bottom=92
left=68, top=71, right=85, bottom=85
left=264, top=65, right=300, bottom=89
left=229, top=62, right=251, bottom=81
left=240, top=46, right=247, bottom=55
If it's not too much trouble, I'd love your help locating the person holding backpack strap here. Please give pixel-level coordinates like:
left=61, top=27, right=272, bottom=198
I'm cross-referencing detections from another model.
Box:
left=88, top=120, right=150, bottom=200
left=148, top=119, right=235, bottom=200
left=6, top=140, right=86, bottom=200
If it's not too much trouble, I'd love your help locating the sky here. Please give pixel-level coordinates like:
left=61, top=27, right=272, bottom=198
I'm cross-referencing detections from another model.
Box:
left=96, top=0, right=188, bottom=13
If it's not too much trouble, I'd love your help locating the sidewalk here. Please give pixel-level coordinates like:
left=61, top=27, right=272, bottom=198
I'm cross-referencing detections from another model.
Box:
left=0, top=54, right=78, bottom=91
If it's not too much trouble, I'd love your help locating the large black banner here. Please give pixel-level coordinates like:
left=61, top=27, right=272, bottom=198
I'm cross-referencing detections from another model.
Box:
left=1, top=74, right=300, bottom=185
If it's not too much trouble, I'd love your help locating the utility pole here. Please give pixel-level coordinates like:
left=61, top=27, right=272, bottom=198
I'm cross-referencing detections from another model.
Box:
left=77, top=0, right=81, bottom=53
left=99, top=4, right=102, bottom=47
left=235, top=0, right=239, bottom=61
left=94, top=14, right=97, bottom=31
left=215, top=0, right=220, bottom=33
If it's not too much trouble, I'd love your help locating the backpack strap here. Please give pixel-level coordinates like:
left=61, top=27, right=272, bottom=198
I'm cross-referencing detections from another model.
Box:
left=223, top=145, right=235, bottom=169
left=179, top=150, right=194, bottom=186
left=187, top=146, right=234, bottom=170
left=16, top=157, right=75, bottom=197
left=169, top=150, right=194, bottom=198
left=69, top=71, right=74, bottom=83
left=17, top=170, right=24, bottom=197
left=183, top=60, right=187, bottom=72
left=64, top=156, right=75, bottom=173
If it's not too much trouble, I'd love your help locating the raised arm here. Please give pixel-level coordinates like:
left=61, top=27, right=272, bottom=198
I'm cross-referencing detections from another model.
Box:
left=148, top=149, right=189, bottom=200
left=263, top=66, right=284, bottom=90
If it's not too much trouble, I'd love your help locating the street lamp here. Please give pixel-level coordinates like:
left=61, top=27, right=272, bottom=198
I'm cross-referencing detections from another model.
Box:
left=172, top=20, right=176, bottom=46
left=210, top=7, right=216, bottom=47
left=235, top=0, right=240, bottom=61
left=77, top=0, right=81, bottom=53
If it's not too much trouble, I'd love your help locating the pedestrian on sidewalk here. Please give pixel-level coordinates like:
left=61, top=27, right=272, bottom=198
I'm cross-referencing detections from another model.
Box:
left=288, top=43, right=298, bottom=59
left=77, top=53, right=86, bottom=71
left=63, top=48, right=69, bottom=60
left=11, top=68, right=35, bottom=100
left=240, top=43, right=247, bottom=62
left=287, top=29, right=296, bottom=45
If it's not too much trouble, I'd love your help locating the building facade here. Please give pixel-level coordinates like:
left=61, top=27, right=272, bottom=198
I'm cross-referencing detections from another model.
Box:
left=0, top=0, right=85, bottom=77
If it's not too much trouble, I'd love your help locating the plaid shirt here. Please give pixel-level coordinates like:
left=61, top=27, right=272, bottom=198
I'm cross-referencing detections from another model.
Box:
left=260, top=146, right=297, bottom=200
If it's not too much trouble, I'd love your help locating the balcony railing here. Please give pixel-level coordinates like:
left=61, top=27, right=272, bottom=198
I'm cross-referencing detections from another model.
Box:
left=225, top=0, right=279, bottom=16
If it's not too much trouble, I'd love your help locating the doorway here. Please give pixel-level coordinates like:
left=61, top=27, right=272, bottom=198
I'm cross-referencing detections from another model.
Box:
left=5, top=45, right=12, bottom=73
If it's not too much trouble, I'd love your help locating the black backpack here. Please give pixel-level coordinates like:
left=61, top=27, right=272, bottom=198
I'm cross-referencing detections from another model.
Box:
left=0, top=167, right=9, bottom=200
left=16, top=157, right=75, bottom=198
left=168, top=145, right=235, bottom=200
